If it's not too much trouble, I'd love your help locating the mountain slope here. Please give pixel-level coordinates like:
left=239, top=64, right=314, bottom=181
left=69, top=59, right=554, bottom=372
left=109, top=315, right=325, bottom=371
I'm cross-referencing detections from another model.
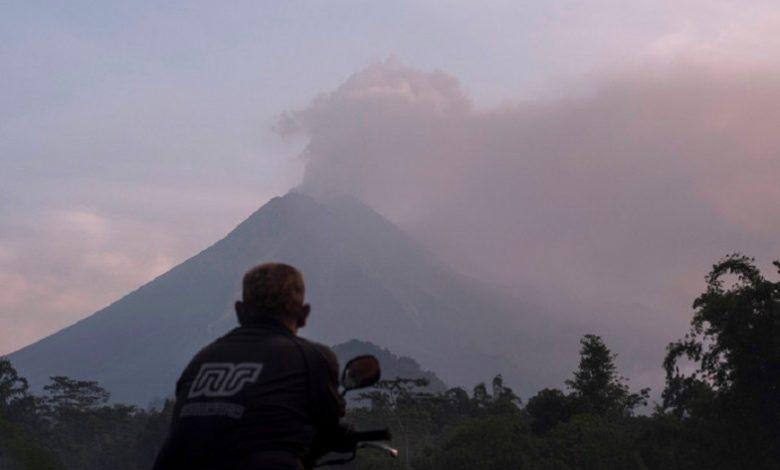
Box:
left=9, top=192, right=573, bottom=404
left=332, top=339, right=447, bottom=393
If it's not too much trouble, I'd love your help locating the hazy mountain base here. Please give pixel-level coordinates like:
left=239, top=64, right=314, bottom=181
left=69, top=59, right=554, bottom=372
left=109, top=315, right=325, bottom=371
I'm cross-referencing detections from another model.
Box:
left=332, top=339, right=447, bottom=393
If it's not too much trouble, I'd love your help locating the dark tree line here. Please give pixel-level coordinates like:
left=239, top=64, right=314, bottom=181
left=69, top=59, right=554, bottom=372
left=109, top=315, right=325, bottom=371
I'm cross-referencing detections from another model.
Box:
left=344, top=335, right=651, bottom=470
left=1, top=254, right=779, bottom=469
left=0, top=365, right=173, bottom=470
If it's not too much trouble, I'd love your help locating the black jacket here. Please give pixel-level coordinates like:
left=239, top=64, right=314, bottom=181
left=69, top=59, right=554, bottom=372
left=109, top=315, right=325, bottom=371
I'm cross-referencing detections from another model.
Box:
left=152, top=318, right=349, bottom=470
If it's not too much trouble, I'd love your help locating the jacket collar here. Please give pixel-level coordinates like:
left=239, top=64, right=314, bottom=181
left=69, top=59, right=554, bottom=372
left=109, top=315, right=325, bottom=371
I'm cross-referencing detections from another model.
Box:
left=237, top=316, right=293, bottom=335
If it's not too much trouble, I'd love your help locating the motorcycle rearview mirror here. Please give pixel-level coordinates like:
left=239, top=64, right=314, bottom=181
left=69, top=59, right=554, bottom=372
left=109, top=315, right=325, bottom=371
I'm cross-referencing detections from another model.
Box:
left=341, top=355, right=381, bottom=392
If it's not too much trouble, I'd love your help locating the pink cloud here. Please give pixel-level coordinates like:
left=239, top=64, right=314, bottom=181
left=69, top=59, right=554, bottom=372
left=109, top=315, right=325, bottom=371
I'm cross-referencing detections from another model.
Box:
left=0, top=209, right=176, bottom=354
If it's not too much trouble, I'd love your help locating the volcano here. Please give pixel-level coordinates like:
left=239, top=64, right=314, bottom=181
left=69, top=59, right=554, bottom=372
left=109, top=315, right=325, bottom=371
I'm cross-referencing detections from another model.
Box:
left=9, top=192, right=577, bottom=404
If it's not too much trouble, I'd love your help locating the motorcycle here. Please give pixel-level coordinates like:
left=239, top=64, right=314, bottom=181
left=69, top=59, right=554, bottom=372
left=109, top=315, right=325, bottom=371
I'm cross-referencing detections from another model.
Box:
left=314, top=355, right=399, bottom=467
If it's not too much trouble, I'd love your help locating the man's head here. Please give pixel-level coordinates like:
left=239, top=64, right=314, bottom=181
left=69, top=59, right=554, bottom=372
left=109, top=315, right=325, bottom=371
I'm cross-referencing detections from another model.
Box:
left=235, top=263, right=310, bottom=332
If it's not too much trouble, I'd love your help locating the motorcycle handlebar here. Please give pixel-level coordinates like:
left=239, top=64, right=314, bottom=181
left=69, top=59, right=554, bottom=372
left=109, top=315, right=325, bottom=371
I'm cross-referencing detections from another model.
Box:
left=351, top=428, right=392, bottom=442
left=313, top=428, right=395, bottom=467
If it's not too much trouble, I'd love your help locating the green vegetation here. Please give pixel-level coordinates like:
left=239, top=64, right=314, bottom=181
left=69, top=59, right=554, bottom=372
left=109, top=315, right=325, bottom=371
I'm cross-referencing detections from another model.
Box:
left=0, top=361, right=171, bottom=469
left=1, top=254, right=778, bottom=469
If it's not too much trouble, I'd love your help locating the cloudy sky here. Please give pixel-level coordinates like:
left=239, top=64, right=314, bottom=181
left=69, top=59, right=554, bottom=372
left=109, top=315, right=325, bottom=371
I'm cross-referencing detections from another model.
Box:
left=2, top=0, right=780, bottom=376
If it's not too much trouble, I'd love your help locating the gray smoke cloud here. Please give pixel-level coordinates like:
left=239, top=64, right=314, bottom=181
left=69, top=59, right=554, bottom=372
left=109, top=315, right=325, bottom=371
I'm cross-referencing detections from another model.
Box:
left=280, top=58, right=780, bottom=383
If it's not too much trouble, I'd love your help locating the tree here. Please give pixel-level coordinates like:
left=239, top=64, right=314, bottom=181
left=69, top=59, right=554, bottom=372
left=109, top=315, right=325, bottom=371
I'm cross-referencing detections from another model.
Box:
left=566, top=335, right=648, bottom=416
left=663, top=254, right=780, bottom=463
left=0, top=358, right=39, bottom=428
left=134, top=399, right=175, bottom=468
left=356, top=378, right=433, bottom=468
left=43, top=376, right=110, bottom=413
left=0, top=415, right=61, bottom=470
left=426, top=413, right=538, bottom=470
left=0, top=358, right=30, bottom=411
left=526, top=388, right=572, bottom=435
left=541, top=413, right=644, bottom=470
left=0, top=360, right=61, bottom=469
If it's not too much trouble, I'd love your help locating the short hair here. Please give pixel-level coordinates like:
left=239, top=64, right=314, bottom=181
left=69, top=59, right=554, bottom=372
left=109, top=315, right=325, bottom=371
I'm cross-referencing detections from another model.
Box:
left=242, top=263, right=305, bottom=318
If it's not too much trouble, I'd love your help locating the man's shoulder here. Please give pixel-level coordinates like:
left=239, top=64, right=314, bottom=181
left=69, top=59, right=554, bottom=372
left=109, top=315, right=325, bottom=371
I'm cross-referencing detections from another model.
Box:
left=294, top=337, right=340, bottom=373
left=294, top=336, right=336, bottom=357
left=179, top=328, right=248, bottom=370
left=191, top=328, right=240, bottom=355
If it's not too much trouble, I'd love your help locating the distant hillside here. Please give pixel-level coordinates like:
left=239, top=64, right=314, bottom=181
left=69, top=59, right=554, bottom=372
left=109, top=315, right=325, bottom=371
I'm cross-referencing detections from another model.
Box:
left=333, top=339, right=447, bottom=392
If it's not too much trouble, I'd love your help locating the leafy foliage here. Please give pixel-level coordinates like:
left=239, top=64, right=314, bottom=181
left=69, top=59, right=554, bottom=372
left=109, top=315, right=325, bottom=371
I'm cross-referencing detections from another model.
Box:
left=663, top=254, right=780, bottom=465
left=566, top=334, right=649, bottom=417
left=0, top=363, right=165, bottom=470
left=0, top=358, right=30, bottom=410
left=43, top=376, right=110, bottom=412
left=525, top=388, right=572, bottom=435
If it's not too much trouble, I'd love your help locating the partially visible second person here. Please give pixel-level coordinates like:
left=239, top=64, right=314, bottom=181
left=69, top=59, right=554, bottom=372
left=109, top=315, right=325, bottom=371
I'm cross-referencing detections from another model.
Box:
left=153, top=262, right=352, bottom=470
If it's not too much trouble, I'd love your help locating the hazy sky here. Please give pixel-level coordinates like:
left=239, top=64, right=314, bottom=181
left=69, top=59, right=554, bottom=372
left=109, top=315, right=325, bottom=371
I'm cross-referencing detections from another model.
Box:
left=2, top=0, right=780, bottom=363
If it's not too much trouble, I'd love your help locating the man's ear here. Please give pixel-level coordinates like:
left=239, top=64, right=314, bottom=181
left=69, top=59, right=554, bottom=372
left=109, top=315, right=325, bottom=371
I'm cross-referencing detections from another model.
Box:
left=296, top=304, right=311, bottom=328
left=235, top=301, right=247, bottom=326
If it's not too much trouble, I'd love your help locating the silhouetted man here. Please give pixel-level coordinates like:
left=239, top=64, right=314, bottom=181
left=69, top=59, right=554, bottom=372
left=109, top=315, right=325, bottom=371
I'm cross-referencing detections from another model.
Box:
left=153, top=263, right=350, bottom=470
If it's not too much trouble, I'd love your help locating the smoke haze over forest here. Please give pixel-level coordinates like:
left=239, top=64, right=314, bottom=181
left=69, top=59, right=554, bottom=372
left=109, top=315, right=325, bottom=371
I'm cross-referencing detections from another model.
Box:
left=282, top=58, right=780, bottom=375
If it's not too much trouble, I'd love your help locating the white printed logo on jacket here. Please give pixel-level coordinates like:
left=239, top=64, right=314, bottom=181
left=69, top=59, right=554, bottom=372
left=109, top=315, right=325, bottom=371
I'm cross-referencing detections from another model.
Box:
left=187, top=362, right=264, bottom=398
